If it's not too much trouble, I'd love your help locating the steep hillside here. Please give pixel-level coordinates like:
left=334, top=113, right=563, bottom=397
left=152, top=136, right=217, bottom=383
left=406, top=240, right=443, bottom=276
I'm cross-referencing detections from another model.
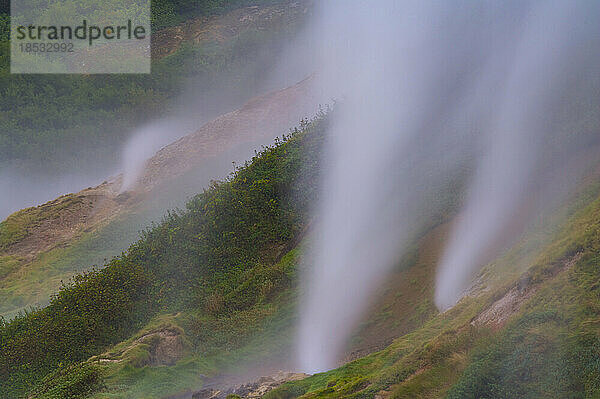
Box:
left=2, top=106, right=599, bottom=398
left=0, top=75, right=318, bottom=319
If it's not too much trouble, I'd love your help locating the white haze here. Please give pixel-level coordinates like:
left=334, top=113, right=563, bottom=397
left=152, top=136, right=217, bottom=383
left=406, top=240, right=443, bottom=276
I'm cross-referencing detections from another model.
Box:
left=297, top=0, right=600, bottom=372
left=119, top=118, right=194, bottom=193
left=435, top=1, right=600, bottom=310
left=0, top=168, right=111, bottom=220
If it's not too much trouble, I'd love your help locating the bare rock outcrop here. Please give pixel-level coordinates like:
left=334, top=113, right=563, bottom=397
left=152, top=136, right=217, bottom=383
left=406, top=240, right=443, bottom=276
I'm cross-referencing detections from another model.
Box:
left=192, top=371, right=309, bottom=399
left=472, top=251, right=583, bottom=328
left=136, top=327, right=185, bottom=366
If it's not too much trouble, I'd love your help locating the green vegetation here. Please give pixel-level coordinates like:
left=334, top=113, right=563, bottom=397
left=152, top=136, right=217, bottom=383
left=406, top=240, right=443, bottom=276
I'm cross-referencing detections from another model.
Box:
left=91, top=252, right=299, bottom=398
left=445, top=196, right=600, bottom=399
left=151, top=0, right=294, bottom=30
left=0, top=0, right=308, bottom=318
left=0, top=115, right=325, bottom=398
left=32, top=364, right=105, bottom=399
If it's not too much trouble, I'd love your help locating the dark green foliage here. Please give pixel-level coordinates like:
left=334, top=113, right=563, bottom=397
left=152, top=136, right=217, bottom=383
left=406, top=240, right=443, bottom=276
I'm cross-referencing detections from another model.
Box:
left=30, top=364, right=105, bottom=399
left=0, top=262, right=154, bottom=397
left=151, top=0, right=181, bottom=31
left=0, top=13, right=7, bottom=41
left=264, top=384, right=307, bottom=399
left=0, top=115, right=326, bottom=398
left=151, top=0, right=290, bottom=30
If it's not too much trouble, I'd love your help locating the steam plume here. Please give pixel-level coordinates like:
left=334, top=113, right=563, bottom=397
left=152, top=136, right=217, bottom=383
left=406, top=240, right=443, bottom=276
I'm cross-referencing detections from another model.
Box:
left=297, top=0, right=600, bottom=372
left=435, top=1, right=600, bottom=310
left=119, top=119, right=191, bottom=193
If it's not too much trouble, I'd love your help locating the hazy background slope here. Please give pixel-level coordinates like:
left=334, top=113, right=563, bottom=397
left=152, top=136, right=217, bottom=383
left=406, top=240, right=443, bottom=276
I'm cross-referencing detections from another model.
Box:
left=0, top=0, right=312, bottom=220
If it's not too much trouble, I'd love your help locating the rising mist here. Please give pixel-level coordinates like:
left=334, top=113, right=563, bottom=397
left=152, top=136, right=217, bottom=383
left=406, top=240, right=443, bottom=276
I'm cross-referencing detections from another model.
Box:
left=297, top=0, right=600, bottom=372
left=0, top=4, right=308, bottom=220
left=435, top=1, right=600, bottom=310
left=119, top=118, right=193, bottom=193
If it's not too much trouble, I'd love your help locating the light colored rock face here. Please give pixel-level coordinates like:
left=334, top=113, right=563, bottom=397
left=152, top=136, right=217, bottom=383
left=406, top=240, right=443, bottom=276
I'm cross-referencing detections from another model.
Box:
left=93, top=327, right=186, bottom=367
left=472, top=252, right=583, bottom=328
left=0, top=177, right=125, bottom=261
left=472, top=286, right=533, bottom=328
left=138, top=75, right=318, bottom=193
left=192, top=371, right=310, bottom=399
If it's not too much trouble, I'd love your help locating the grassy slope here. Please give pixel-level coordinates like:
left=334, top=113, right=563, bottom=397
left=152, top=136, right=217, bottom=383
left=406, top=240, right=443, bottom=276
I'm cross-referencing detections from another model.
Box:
left=78, top=221, right=450, bottom=399
left=10, top=117, right=469, bottom=399
left=0, top=211, right=151, bottom=318
left=266, top=180, right=600, bottom=399
left=89, top=250, right=301, bottom=399
left=28, top=248, right=301, bottom=399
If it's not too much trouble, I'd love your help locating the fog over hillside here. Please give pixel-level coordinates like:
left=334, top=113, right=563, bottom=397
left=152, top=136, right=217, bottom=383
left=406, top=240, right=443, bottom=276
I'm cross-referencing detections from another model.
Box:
left=0, top=1, right=312, bottom=220
left=295, top=0, right=600, bottom=372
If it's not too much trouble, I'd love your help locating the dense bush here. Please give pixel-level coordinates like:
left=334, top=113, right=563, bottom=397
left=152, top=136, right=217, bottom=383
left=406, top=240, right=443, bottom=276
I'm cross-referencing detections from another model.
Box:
left=0, top=261, right=154, bottom=397
left=0, top=114, right=326, bottom=398
left=32, top=364, right=105, bottom=399
left=152, top=0, right=290, bottom=30
left=0, top=13, right=7, bottom=41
